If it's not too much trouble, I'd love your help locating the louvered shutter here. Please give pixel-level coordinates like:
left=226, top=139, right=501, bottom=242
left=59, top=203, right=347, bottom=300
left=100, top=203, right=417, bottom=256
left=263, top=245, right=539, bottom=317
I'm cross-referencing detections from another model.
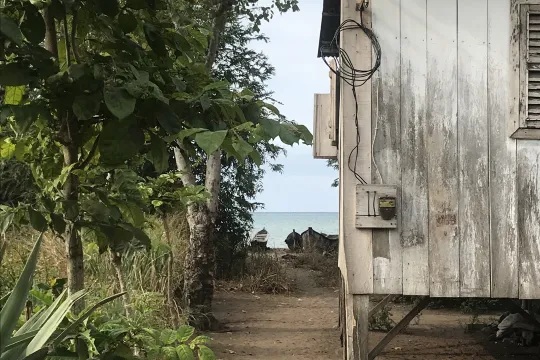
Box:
left=527, top=8, right=540, bottom=126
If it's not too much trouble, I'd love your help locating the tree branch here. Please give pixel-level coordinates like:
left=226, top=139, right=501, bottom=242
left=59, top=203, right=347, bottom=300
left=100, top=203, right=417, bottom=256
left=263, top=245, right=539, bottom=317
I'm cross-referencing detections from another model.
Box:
left=205, top=0, right=235, bottom=72
left=71, top=10, right=81, bottom=63
left=43, top=8, right=58, bottom=58
left=75, top=135, right=100, bottom=170
left=63, top=8, right=72, bottom=66
left=173, top=146, right=196, bottom=186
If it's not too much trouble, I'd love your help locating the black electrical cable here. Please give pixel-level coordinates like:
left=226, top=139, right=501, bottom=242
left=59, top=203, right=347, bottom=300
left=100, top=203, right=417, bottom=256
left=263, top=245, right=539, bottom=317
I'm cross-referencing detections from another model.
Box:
left=320, top=10, right=381, bottom=185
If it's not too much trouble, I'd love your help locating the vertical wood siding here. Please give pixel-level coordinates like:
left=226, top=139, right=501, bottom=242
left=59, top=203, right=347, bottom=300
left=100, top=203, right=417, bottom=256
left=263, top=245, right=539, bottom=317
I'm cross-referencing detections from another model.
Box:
left=457, top=0, right=491, bottom=298
left=348, top=0, right=539, bottom=298
left=517, top=141, right=540, bottom=299
left=400, top=0, right=430, bottom=296
left=489, top=0, right=519, bottom=299
left=426, top=0, right=460, bottom=297
left=371, top=0, right=403, bottom=295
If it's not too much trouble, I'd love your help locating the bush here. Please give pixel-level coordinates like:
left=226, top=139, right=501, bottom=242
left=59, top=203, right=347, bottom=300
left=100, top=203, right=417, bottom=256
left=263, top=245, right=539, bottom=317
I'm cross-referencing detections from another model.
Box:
left=229, top=250, right=294, bottom=294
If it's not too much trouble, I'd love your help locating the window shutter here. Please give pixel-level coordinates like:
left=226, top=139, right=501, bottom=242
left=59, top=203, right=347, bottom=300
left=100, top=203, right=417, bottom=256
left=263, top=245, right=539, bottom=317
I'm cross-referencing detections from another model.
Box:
left=527, top=9, right=540, bottom=125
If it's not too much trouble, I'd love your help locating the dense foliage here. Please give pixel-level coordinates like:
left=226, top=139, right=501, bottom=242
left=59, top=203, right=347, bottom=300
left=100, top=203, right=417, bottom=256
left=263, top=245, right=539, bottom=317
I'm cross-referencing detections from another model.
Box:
left=1, top=0, right=308, bottom=334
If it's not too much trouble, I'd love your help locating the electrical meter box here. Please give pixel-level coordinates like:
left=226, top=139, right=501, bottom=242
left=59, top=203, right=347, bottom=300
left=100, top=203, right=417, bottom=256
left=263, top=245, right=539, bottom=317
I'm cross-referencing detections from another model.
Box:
left=355, top=185, right=398, bottom=229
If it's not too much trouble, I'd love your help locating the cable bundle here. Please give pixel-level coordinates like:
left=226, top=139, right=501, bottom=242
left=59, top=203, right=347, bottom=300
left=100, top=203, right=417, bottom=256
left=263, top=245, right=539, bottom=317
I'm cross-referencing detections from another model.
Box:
left=320, top=11, right=381, bottom=185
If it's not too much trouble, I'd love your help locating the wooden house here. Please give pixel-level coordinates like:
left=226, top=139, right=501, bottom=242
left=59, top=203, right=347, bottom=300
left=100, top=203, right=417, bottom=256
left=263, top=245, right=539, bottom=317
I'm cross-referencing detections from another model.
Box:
left=313, top=0, right=540, bottom=358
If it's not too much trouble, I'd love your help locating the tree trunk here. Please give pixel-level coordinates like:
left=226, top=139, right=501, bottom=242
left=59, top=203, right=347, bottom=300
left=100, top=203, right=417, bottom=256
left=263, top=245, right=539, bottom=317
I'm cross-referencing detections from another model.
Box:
left=63, top=140, right=84, bottom=310
left=111, top=251, right=131, bottom=318
left=172, top=0, right=233, bottom=330
left=182, top=203, right=217, bottom=329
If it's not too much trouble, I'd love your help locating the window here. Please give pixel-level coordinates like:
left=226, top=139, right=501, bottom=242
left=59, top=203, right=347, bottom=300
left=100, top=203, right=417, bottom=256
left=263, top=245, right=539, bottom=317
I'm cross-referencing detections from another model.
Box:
left=513, top=3, right=540, bottom=139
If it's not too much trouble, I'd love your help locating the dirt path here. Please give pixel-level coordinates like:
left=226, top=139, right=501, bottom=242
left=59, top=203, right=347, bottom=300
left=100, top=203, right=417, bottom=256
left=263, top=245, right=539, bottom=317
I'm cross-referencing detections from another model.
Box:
left=209, top=260, right=539, bottom=360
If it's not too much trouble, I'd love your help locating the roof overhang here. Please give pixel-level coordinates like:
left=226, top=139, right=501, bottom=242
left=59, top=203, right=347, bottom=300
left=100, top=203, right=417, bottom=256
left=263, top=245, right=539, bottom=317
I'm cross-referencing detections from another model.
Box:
left=317, top=0, right=341, bottom=58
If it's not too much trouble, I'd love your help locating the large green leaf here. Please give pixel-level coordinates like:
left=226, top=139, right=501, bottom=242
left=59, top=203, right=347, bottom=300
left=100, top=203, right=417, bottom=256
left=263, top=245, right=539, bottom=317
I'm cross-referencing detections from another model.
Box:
left=259, top=118, right=281, bottom=138
left=73, top=92, right=101, bottom=120
left=0, top=13, right=23, bottom=45
left=279, top=123, right=299, bottom=145
left=51, top=292, right=126, bottom=347
left=176, top=325, right=194, bottom=343
left=143, top=23, right=167, bottom=56
left=104, top=87, right=136, bottom=120
left=12, top=105, right=41, bottom=133
left=50, top=213, right=66, bottom=234
left=194, top=130, right=227, bottom=155
left=118, top=10, right=138, bottom=33
left=118, top=203, right=145, bottom=227
left=197, top=345, right=216, bottom=360
left=98, top=120, right=144, bottom=164
left=0, top=211, right=15, bottom=235
left=3, top=330, right=39, bottom=351
left=176, top=344, right=194, bottom=360
left=154, top=101, right=182, bottom=135
left=4, top=86, right=25, bottom=105
left=296, top=124, right=313, bottom=145
left=0, top=234, right=43, bottom=354
left=149, top=133, right=169, bottom=174
left=232, top=136, right=253, bottom=161
left=178, top=128, right=205, bottom=142
left=98, top=0, right=119, bottom=17
left=21, top=5, right=46, bottom=44
left=126, top=0, right=147, bottom=9
left=0, top=63, right=34, bottom=86
left=22, top=290, right=87, bottom=358
left=28, top=208, right=47, bottom=232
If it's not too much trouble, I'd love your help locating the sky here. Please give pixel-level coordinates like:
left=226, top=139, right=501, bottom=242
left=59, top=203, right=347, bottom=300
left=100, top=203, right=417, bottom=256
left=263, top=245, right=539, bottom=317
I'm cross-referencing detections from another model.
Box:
left=250, top=0, right=339, bottom=213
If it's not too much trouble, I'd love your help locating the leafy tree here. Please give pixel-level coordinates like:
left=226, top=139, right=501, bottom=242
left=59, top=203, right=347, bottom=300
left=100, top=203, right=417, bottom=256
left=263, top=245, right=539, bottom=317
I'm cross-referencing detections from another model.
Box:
left=1, top=0, right=310, bottom=328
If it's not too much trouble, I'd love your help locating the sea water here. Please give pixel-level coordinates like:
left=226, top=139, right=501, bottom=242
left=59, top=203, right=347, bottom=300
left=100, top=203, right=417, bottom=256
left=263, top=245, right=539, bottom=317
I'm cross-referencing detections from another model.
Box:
left=251, top=212, right=339, bottom=248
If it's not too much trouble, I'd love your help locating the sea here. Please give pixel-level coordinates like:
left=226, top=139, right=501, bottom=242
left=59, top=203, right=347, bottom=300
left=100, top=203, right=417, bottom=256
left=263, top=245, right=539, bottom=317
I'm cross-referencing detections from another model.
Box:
left=251, top=212, right=339, bottom=248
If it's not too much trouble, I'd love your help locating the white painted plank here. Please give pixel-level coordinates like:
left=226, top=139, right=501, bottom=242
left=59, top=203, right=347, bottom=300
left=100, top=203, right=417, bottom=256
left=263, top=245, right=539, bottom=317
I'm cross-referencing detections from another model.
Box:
left=427, top=0, right=460, bottom=297
left=371, top=0, right=402, bottom=295
left=489, top=0, right=519, bottom=299
left=457, top=0, right=490, bottom=298
left=340, top=0, right=373, bottom=295
left=400, top=0, right=429, bottom=296
left=517, top=141, right=540, bottom=299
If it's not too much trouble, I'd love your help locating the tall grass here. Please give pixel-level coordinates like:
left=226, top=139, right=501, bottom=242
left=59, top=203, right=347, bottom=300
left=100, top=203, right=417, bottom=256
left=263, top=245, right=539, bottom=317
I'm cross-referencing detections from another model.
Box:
left=0, top=212, right=190, bottom=329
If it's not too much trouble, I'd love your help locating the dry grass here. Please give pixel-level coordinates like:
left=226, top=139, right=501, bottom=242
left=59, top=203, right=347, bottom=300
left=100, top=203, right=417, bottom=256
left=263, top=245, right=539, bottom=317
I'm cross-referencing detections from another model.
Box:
left=221, top=250, right=295, bottom=294
left=293, top=251, right=339, bottom=288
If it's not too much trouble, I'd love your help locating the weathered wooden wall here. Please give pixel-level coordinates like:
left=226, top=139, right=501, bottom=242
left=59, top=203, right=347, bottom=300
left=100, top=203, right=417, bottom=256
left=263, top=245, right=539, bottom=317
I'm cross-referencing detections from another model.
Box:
left=340, top=0, right=540, bottom=299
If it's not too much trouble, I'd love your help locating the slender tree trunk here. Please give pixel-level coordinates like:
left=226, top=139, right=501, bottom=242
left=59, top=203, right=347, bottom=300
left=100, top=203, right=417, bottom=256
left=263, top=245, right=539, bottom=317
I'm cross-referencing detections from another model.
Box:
left=63, top=139, right=84, bottom=309
left=111, top=252, right=131, bottom=318
left=44, top=7, right=85, bottom=310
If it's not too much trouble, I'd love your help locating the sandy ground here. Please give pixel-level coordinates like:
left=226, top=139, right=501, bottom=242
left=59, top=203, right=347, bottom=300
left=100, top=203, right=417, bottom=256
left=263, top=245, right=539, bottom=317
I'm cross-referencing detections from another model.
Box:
left=209, top=256, right=540, bottom=360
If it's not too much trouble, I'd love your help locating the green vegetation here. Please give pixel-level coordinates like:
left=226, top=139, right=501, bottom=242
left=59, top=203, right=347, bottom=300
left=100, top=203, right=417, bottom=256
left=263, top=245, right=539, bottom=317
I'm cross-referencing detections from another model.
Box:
left=1, top=0, right=310, bottom=357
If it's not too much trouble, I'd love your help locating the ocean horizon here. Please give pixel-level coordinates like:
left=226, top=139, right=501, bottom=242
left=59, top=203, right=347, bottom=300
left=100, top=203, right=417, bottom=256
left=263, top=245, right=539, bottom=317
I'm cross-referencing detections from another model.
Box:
left=251, top=212, right=338, bottom=248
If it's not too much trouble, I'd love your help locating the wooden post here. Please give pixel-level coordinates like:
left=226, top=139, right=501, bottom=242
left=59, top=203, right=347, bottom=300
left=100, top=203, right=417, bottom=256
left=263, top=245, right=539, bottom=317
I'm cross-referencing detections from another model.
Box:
left=353, top=295, right=369, bottom=360
left=337, top=0, right=373, bottom=358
